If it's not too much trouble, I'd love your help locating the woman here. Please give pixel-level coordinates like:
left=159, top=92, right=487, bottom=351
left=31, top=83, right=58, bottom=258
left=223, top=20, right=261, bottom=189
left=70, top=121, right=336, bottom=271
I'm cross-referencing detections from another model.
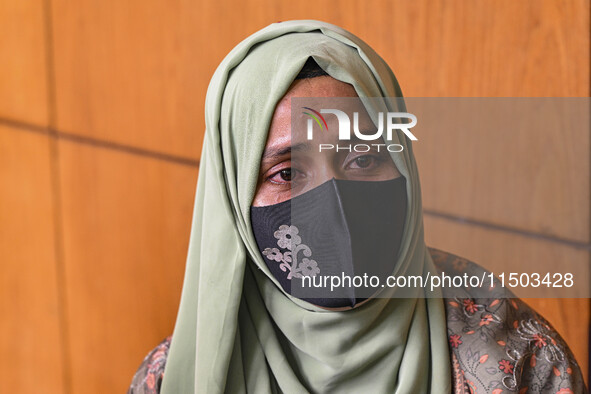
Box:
left=128, top=20, right=586, bottom=393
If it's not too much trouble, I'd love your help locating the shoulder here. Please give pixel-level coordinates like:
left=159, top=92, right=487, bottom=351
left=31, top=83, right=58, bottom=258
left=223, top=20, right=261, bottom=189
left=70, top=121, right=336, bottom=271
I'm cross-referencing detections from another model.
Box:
left=429, top=248, right=588, bottom=394
left=128, top=336, right=171, bottom=394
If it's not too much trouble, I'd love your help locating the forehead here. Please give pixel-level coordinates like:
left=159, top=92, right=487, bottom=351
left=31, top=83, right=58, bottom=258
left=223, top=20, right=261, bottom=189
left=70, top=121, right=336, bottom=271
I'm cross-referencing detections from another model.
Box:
left=267, top=77, right=360, bottom=146
left=276, top=76, right=358, bottom=112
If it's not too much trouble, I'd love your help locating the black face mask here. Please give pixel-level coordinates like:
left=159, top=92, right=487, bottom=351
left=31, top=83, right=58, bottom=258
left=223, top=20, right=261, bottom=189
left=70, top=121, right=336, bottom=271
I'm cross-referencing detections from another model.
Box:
left=250, top=177, right=407, bottom=308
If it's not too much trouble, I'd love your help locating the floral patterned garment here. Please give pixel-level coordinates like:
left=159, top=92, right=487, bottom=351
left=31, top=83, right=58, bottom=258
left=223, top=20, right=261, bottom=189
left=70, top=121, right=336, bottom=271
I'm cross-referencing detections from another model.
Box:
left=129, top=336, right=170, bottom=394
left=128, top=249, right=588, bottom=394
left=430, top=248, right=588, bottom=394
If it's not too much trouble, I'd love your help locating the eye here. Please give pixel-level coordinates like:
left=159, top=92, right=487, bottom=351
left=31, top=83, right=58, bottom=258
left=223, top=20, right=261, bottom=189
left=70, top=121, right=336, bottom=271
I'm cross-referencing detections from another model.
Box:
left=346, top=154, right=382, bottom=170
left=279, top=168, right=292, bottom=181
left=268, top=167, right=298, bottom=184
left=352, top=156, right=373, bottom=169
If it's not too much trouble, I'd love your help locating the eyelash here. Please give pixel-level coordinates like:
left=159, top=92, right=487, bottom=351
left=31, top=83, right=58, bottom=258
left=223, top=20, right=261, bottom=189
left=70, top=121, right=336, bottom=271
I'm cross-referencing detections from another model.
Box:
left=343, top=154, right=385, bottom=170
left=266, top=154, right=386, bottom=185
left=267, top=166, right=297, bottom=185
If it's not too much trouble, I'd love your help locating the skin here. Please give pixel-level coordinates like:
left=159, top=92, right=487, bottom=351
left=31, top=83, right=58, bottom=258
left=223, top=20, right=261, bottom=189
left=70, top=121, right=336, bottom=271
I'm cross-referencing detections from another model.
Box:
left=252, top=76, right=401, bottom=207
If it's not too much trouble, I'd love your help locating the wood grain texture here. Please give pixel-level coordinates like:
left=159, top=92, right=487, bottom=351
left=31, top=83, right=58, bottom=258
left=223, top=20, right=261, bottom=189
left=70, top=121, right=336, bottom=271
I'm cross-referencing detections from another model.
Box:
left=0, top=0, right=49, bottom=126
left=350, top=0, right=590, bottom=97
left=411, top=98, right=590, bottom=243
left=57, top=141, right=197, bottom=392
left=0, top=126, right=64, bottom=393
left=50, top=0, right=588, bottom=159
left=1, top=0, right=582, bottom=391
left=50, top=0, right=208, bottom=159
left=424, top=214, right=589, bottom=382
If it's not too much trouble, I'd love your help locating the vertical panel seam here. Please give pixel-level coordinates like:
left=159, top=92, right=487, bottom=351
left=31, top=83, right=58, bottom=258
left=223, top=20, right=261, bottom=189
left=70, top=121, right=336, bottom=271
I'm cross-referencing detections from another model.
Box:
left=42, top=0, right=72, bottom=393
left=587, top=0, right=591, bottom=386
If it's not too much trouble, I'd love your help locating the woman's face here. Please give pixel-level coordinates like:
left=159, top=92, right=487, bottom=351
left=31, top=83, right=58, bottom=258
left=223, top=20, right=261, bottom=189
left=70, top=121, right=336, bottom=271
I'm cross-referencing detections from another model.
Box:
left=252, top=76, right=401, bottom=207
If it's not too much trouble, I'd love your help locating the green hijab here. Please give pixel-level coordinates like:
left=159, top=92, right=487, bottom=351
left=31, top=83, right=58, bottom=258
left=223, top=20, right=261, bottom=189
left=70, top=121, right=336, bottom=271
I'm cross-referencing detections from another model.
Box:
left=161, top=20, right=451, bottom=394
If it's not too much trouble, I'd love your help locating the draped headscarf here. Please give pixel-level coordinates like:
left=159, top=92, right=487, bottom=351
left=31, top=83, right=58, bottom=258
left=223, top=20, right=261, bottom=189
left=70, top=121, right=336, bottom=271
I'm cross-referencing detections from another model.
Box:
left=161, top=20, right=452, bottom=394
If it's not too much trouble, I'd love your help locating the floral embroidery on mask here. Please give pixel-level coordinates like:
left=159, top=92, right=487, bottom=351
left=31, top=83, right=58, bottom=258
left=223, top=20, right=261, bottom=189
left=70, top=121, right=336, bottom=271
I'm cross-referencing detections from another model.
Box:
left=262, top=225, right=320, bottom=280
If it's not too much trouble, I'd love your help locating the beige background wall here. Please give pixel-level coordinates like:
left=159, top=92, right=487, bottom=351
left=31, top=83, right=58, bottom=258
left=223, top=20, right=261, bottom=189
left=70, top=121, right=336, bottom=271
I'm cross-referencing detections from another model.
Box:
left=1, top=0, right=588, bottom=392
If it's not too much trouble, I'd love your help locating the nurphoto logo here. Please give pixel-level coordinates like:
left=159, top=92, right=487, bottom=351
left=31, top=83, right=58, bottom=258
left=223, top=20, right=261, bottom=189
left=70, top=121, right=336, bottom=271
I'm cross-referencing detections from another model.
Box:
left=302, top=107, right=418, bottom=152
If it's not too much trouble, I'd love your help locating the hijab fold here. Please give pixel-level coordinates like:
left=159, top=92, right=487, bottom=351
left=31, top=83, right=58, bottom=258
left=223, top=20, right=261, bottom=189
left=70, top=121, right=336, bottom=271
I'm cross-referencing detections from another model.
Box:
left=161, top=20, right=452, bottom=394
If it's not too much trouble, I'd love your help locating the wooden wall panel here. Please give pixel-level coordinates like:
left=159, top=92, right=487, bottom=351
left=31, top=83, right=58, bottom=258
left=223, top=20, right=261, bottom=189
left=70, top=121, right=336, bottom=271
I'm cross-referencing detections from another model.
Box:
left=0, top=0, right=49, bottom=126
left=51, top=0, right=588, bottom=159
left=350, top=0, right=590, bottom=97
left=424, top=214, right=589, bottom=380
left=411, top=98, right=589, bottom=243
left=0, top=126, right=64, bottom=393
left=1, top=0, right=586, bottom=391
left=57, top=141, right=197, bottom=392
left=50, top=0, right=208, bottom=159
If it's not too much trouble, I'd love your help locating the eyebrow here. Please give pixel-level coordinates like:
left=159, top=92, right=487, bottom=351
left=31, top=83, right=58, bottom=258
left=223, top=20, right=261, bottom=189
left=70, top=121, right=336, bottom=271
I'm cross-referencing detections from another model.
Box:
left=261, top=142, right=310, bottom=162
